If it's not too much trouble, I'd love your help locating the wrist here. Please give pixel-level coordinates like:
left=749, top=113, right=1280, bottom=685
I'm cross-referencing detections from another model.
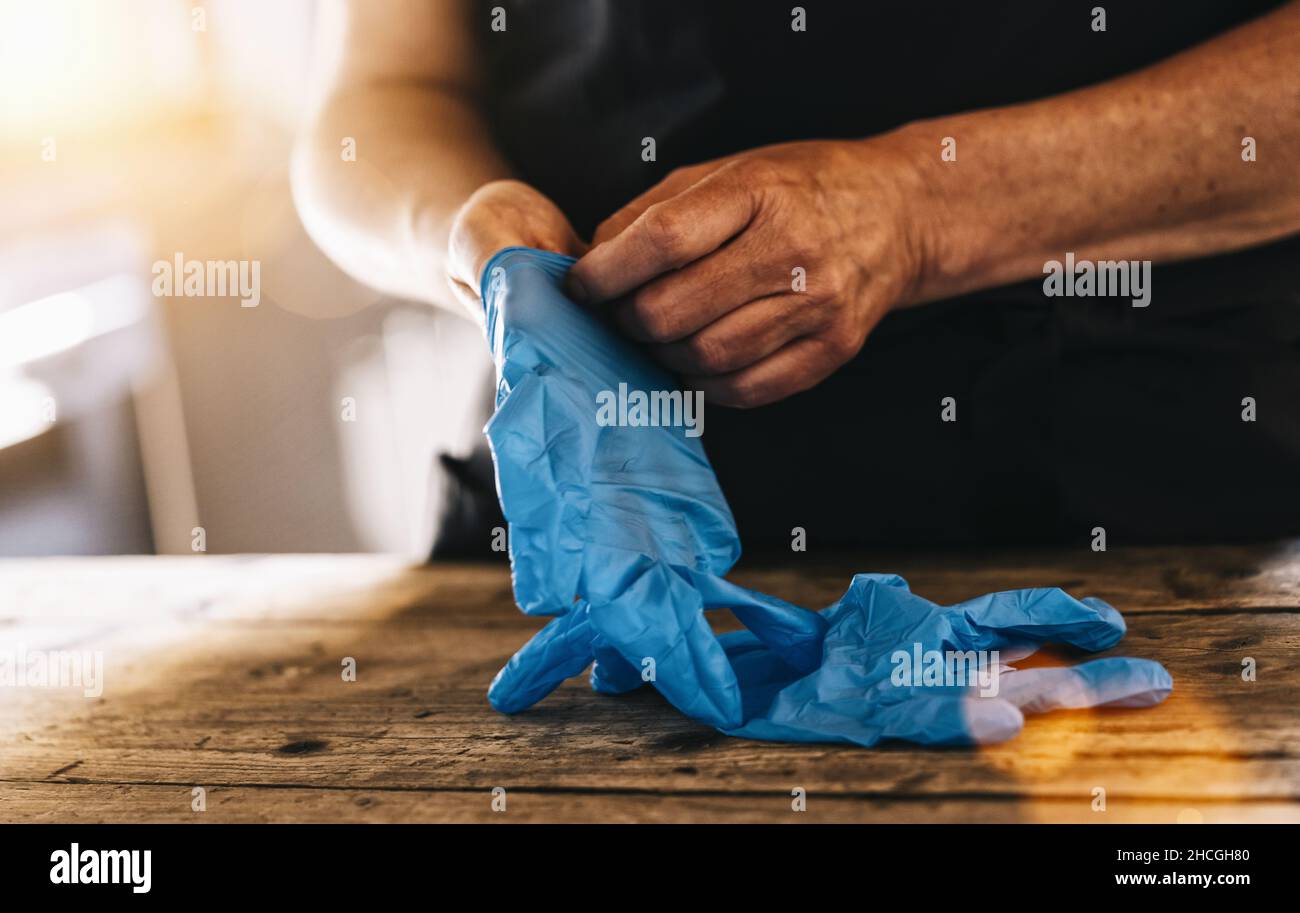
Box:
left=871, top=120, right=981, bottom=307
left=409, top=197, right=458, bottom=292
left=886, top=111, right=1084, bottom=304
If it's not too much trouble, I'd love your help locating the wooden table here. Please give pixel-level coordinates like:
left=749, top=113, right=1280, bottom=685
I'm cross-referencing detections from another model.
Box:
left=2, top=545, right=1299, bottom=823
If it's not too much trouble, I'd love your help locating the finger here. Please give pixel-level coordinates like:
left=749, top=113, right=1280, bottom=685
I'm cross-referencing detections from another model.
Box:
left=950, top=588, right=1128, bottom=654
left=726, top=692, right=1025, bottom=748
left=875, top=695, right=1026, bottom=746
left=591, top=164, right=717, bottom=247
left=610, top=234, right=794, bottom=343
left=585, top=557, right=743, bottom=730
left=652, top=294, right=825, bottom=375
left=567, top=163, right=759, bottom=304
left=997, top=658, right=1173, bottom=714
left=552, top=232, right=590, bottom=260
left=487, top=606, right=596, bottom=714
left=482, top=369, right=592, bottom=616
left=687, top=333, right=855, bottom=408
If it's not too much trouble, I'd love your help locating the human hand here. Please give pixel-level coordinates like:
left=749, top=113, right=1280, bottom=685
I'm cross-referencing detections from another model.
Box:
left=567, top=138, right=933, bottom=406
left=446, top=180, right=587, bottom=322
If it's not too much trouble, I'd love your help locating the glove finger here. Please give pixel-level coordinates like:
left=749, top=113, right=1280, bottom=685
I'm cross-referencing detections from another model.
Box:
left=953, top=588, right=1126, bottom=653
left=996, top=657, right=1173, bottom=714
left=484, top=370, right=591, bottom=617
left=872, top=694, right=1026, bottom=746
left=487, top=605, right=596, bottom=714
left=590, top=641, right=646, bottom=694
left=588, top=559, right=743, bottom=730
left=688, top=571, right=826, bottom=674
left=727, top=694, right=1024, bottom=748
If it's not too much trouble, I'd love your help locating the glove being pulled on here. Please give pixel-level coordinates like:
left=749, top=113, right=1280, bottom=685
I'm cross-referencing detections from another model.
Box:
left=479, top=247, right=1172, bottom=746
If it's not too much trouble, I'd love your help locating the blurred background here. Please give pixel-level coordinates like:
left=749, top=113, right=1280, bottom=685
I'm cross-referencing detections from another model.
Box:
left=0, top=0, right=492, bottom=558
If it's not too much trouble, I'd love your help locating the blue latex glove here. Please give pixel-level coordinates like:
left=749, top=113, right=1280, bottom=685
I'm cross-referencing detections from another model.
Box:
left=481, top=247, right=824, bottom=730
left=720, top=574, right=1172, bottom=746
left=480, top=247, right=1172, bottom=745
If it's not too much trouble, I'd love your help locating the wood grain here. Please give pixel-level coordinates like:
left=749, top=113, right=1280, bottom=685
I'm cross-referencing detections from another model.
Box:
left=2, top=545, right=1298, bottom=823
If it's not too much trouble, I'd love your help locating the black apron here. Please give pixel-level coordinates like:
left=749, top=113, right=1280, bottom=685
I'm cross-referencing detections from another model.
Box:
left=469, top=0, right=1300, bottom=546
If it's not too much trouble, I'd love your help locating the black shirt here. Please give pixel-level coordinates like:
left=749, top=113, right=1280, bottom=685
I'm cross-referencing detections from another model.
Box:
left=471, top=1, right=1300, bottom=546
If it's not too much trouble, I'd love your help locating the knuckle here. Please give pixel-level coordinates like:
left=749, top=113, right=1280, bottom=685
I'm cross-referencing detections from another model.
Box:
left=720, top=377, right=763, bottom=409
left=640, top=204, right=689, bottom=260
left=823, top=329, right=861, bottom=364
left=787, top=241, right=820, bottom=275
left=593, top=210, right=630, bottom=246
left=734, top=155, right=782, bottom=187
left=630, top=289, right=678, bottom=342
left=811, top=259, right=847, bottom=295
left=686, top=333, right=731, bottom=374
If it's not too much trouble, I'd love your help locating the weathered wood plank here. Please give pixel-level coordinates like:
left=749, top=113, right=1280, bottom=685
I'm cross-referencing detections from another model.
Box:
left=2, top=548, right=1298, bottom=823
left=2, top=782, right=1294, bottom=824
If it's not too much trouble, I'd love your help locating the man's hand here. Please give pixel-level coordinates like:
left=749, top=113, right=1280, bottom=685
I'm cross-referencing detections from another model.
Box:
left=566, top=139, right=932, bottom=407
left=446, top=179, right=588, bottom=323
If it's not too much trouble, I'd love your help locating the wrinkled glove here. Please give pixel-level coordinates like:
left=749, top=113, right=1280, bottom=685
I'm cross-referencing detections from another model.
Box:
left=479, top=247, right=1172, bottom=745
left=481, top=248, right=823, bottom=729
left=720, top=574, right=1172, bottom=746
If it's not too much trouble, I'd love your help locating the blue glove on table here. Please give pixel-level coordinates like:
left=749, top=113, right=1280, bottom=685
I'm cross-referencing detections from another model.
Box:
left=719, top=574, right=1172, bottom=746
left=479, top=247, right=1172, bottom=745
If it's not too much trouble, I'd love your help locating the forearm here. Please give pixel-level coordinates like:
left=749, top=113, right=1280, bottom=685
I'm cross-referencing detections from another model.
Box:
left=897, top=1, right=1300, bottom=304
left=292, top=84, right=511, bottom=307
